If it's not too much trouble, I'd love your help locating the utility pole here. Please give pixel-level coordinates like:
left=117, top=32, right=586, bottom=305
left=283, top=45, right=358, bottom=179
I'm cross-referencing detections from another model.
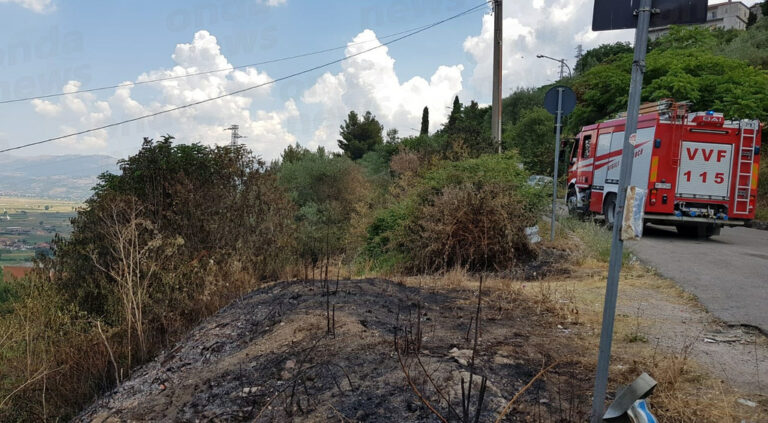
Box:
left=558, top=60, right=565, bottom=80
left=225, top=124, right=246, bottom=146
left=491, top=0, right=503, bottom=153
left=589, top=0, right=653, bottom=421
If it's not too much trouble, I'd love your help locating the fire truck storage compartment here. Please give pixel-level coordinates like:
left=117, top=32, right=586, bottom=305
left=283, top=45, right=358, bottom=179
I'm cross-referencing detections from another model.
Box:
left=676, top=141, right=733, bottom=200
left=593, top=126, right=655, bottom=195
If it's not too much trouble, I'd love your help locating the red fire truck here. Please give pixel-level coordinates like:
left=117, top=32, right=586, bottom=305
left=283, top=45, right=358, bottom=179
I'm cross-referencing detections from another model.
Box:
left=567, top=101, right=761, bottom=237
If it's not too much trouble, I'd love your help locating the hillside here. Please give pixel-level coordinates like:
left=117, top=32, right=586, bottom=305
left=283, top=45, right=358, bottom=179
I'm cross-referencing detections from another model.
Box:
left=0, top=154, right=119, bottom=200
left=77, top=278, right=587, bottom=422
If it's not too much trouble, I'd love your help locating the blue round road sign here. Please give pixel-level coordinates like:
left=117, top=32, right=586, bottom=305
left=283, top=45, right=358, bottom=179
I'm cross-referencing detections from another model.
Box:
left=544, top=86, right=576, bottom=116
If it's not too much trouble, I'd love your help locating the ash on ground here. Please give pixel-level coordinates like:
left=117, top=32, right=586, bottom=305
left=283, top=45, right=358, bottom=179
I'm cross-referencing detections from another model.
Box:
left=77, top=278, right=591, bottom=422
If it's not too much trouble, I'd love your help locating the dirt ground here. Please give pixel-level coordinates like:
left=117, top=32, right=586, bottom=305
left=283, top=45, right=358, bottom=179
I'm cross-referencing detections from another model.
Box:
left=77, top=278, right=593, bottom=422
left=539, top=260, right=768, bottom=421
left=76, top=262, right=768, bottom=422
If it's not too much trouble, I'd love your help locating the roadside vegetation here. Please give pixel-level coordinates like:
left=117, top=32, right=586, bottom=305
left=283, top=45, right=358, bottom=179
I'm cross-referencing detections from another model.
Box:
left=1, top=22, right=767, bottom=421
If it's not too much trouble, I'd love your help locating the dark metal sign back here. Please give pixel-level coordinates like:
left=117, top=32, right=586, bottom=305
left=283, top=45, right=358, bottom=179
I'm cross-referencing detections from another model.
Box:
left=592, top=0, right=708, bottom=31
left=544, top=86, right=576, bottom=116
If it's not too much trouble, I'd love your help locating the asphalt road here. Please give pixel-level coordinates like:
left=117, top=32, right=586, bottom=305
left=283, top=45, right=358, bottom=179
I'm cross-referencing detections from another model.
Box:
left=629, top=225, right=768, bottom=333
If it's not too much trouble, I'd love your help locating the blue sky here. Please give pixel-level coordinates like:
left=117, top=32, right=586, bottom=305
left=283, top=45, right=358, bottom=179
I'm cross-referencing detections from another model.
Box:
left=0, top=0, right=760, bottom=161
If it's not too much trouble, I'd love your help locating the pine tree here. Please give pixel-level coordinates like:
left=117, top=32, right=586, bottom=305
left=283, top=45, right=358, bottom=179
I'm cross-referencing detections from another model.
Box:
left=338, top=110, right=384, bottom=160
left=419, top=106, right=430, bottom=136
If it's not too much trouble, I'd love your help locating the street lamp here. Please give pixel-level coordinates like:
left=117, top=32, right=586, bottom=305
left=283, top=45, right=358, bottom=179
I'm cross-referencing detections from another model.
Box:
left=536, top=54, right=572, bottom=79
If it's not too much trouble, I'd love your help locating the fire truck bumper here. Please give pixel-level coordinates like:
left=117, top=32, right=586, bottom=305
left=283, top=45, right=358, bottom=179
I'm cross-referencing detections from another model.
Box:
left=643, top=213, right=746, bottom=226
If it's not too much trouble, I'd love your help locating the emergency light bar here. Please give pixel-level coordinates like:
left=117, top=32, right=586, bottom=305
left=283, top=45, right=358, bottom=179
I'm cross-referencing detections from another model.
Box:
left=689, top=111, right=725, bottom=127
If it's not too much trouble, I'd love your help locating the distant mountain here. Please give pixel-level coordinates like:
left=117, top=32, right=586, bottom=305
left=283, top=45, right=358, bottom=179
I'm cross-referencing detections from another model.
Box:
left=0, top=154, right=120, bottom=201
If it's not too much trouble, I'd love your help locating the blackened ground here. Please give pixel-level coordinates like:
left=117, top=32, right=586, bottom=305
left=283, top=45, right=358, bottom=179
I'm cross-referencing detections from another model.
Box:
left=77, top=278, right=592, bottom=422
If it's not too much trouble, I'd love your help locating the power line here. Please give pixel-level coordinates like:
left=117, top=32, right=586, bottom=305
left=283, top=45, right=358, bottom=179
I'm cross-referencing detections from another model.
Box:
left=0, top=1, right=490, bottom=154
left=0, top=11, right=481, bottom=105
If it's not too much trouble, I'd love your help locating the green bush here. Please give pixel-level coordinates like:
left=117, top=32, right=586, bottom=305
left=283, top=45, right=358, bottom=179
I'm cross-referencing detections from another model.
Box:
left=277, top=147, right=369, bottom=273
left=0, top=136, right=297, bottom=421
left=364, top=153, right=546, bottom=273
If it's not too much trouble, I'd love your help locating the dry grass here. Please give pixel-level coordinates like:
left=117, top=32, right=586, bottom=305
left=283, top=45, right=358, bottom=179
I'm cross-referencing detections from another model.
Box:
left=388, top=261, right=767, bottom=422
left=0, top=196, right=81, bottom=213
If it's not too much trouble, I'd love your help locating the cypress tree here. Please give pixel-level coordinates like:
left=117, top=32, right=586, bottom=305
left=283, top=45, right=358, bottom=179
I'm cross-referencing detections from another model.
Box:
left=419, top=106, right=429, bottom=136
left=447, top=96, right=461, bottom=129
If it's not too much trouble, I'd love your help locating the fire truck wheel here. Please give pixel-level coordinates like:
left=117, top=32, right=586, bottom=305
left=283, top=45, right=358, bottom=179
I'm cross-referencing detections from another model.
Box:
left=603, top=194, right=617, bottom=228
left=676, top=224, right=717, bottom=239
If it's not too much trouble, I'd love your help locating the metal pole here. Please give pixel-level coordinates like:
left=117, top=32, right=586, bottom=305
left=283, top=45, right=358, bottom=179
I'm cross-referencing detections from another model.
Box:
left=589, top=0, right=652, bottom=421
left=551, top=87, right=563, bottom=242
left=491, top=0, right=503, bottom=153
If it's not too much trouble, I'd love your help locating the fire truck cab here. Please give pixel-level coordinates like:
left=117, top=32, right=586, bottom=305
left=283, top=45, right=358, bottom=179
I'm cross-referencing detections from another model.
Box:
left=567, top=100, right=761, bottom=237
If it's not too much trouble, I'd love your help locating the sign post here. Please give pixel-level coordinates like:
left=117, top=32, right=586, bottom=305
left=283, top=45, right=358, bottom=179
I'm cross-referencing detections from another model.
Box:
left=544, top=86, right=576, bottom=241
left=588, top=0, right=707, bottom=421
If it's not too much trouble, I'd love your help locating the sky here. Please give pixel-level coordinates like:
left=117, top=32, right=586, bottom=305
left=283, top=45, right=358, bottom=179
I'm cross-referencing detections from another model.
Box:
left=0, top=0, right=761, bottom=161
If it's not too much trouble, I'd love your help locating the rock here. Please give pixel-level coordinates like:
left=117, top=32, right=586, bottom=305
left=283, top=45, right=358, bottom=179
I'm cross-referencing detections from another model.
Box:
left=448, top=348, right=473, bottom=366
left=493, top=355, right=518, bottom=365
left=285, top=359, right=296, bottom=370
left=241, top=387, right=259, bottom=396
left=737, top=398, right=757, bottom=407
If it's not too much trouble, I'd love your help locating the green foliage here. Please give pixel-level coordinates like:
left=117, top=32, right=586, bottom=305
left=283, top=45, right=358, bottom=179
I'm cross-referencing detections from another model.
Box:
left=447, top=96, right=461, bottom=129
left=338, top=110, right=384, bottom=160
left=502, top=87, right=547, bottom=127
left=574, top=42, right=632, bottom=75
left=504, top=107, right=556, bottom=175
left=420, top=106, right=429, bottom=136
left=364, top=153, right=546, bottom=272
left=748, top=11, right=758, bottom=28
left=439, top=100, right=495, bottom=156
left=720, top=18, right=768, bottom=69
left=277, top=148, right=368, bottom=268
left=56, top=135, right=295, bottom=338
left=569, top=27, right=768, bottom=133
left=0, top=267, right=13, bottom=312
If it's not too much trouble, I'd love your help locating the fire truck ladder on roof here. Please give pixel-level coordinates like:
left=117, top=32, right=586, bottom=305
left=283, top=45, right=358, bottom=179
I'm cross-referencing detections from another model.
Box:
left=734, top=120, right=758, bottom=215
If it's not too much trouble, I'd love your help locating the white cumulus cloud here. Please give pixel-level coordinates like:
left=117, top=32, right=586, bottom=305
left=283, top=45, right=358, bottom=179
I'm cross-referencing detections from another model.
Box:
left=260, top=0, right=286, bottom=7
left=30, top=30, right=298, bottom=159
left=463, top=0, right=634, bottom=98
left=302, top=29, right=464, bottom=150
left=0, top=0, right=54, bottom=13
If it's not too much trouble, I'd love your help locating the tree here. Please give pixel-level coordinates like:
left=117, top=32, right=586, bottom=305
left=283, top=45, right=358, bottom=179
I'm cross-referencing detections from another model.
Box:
left=502, top=87, right=547, bottom=127
left=763, top=1, right=768, bottom=17
left=280, top=143, right=312, bottom=165
left=504, top=107, right=556, bottom=174
left=748, top=11, right=758, bottom=28
left=338, top=110, right=384, bottom=160
left=574, top=42, right=632, bottom=75
left=386, top=128, right=400, bottom=144
left=420, top=106, right=429, bottom=136
left=277, top=149, right=369, bottom=275
left=446, top=96, right=462, bottom=129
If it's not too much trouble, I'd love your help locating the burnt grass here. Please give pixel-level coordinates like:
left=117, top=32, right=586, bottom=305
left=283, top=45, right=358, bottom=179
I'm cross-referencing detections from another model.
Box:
left=77, top=278, right=592, bottom=422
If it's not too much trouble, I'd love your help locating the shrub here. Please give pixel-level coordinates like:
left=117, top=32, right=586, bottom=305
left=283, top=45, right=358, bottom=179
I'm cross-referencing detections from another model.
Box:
left=0, top=136, right=298, bottom=420
left=277, top=148, right=369, bottom=274
left=364, top=153, right=546, bottom=273
left=406, top=183, right=538, bottom=272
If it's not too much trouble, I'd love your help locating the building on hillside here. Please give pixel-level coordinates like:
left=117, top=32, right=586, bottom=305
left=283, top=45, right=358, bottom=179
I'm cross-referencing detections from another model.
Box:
left=649, top=1, right=752, bottom=40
